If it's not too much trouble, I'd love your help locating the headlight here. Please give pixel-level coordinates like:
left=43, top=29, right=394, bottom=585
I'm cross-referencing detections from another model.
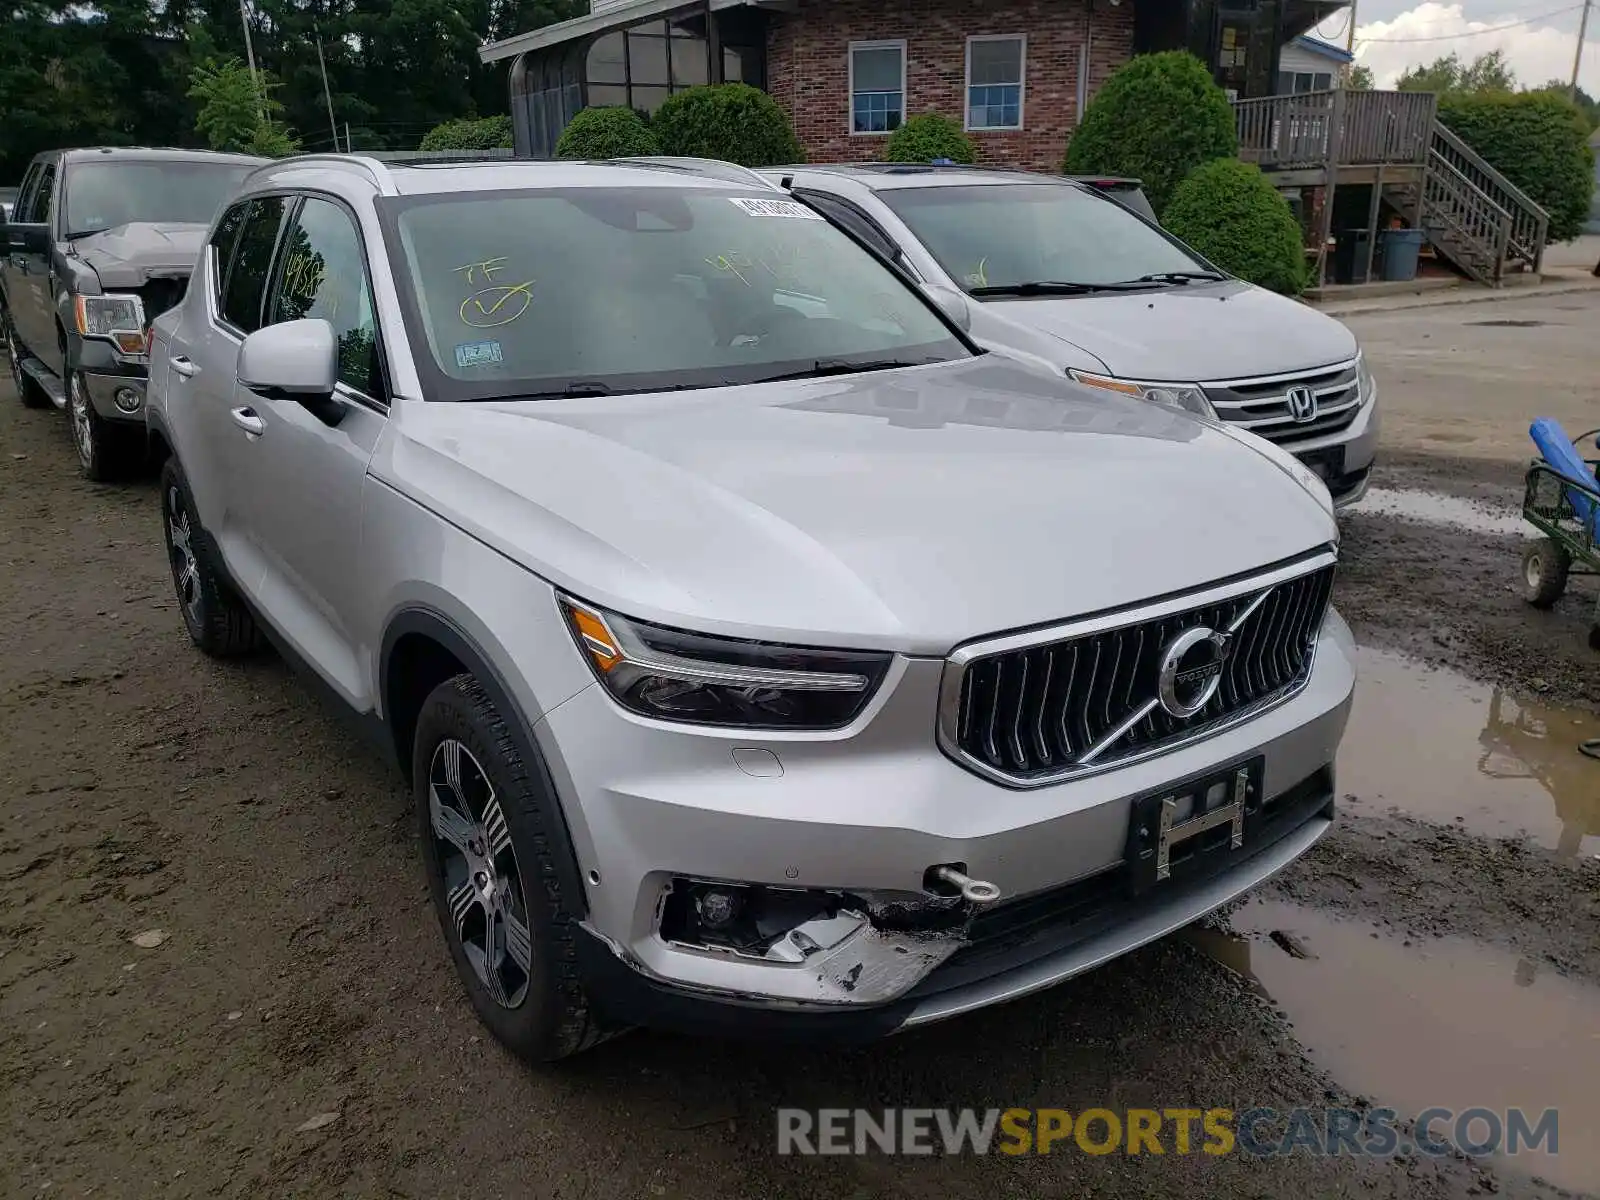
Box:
left=559, top=597, right=892, bottom=730
left=1356, top=351, right=1376, bottom=404
left=74, top=293, right=146, bottom=355
left=1069, top=370, right=1215, bottom=418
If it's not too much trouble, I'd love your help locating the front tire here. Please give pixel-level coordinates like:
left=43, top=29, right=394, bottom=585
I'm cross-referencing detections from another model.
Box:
left=159, top=458, right=261, bottom=657
left=1521, top=537, right=1570, bottom=609
left=413, top=674, right=604, bottom=1062
left=69, top=370, right=142, bottom=481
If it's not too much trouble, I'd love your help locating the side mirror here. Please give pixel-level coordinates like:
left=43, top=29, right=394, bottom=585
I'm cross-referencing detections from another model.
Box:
left=238, top=318, right=338, bottom=402
left=922, top=283, right=972, bottom=331
left=2, top=222, right=49, bottom=255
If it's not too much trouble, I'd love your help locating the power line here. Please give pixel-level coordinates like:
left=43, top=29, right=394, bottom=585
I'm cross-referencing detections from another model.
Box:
left=1356, top=3, right=1583, bottom=43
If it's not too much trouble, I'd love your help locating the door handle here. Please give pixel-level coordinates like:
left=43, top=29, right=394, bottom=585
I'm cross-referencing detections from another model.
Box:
left=230, top=407, right=266, bottom=437
left=169, top=355, right=198, bottom=378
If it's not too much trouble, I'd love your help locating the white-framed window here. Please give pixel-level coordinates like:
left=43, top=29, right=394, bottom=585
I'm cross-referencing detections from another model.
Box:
left=966, top=35, right=1025, bottom=130
left=1277, top=69, right=1334, bottom=93
left=849, top=40, right=906, bottom=134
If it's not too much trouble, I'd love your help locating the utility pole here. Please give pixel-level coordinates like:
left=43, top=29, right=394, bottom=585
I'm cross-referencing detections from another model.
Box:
left=237, top=0, right=265, bottom=123
left=1571, top=0, right=1593, bottom=103
left=315, top=23, right=339, bottom=152
left=1345, top=0, right=1358, bottom=53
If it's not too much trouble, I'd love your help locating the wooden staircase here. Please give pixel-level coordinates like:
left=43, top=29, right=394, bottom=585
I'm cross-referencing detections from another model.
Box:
left=1233, top=89, right=1551, bottom=287
left=1379, top=123, right=1549, bottom=285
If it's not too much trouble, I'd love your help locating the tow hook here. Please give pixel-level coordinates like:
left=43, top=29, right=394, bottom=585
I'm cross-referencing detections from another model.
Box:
left=930, top=865, right=1002, bottom=906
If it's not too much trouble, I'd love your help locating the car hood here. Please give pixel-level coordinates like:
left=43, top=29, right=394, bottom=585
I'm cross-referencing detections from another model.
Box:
left=983, top=280, right=1359, bottom=381
left=377, top=356, right=1336, bottom=654
left=69, top=223, right=206, bottom=288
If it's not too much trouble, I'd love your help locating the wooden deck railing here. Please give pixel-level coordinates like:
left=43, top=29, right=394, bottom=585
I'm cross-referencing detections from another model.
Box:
left=1233, top=89, right=1438, bottom=171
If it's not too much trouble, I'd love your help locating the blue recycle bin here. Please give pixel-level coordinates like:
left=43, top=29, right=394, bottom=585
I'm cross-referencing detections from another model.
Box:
left=1380, top=228, right=1426, bottom=282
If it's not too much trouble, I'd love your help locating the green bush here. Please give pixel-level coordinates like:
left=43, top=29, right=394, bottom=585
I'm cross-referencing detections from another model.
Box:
left=1062, top=51, right=1237, bottom=216
left=650, top=83, right=803, bottom=167
left=885, top=113, right=976, bottom=164
left=419, top=115, right=513, bottom=152
left=555, top=106, right=660, bottom=158
left=1439, top=92, right=1596, bottom=242
left=1163, top=159, right=1309, bottom=295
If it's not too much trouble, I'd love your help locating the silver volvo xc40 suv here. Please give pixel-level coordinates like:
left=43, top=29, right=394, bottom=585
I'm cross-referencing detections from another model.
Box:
left=145, top=155, right=1355, bottom=1060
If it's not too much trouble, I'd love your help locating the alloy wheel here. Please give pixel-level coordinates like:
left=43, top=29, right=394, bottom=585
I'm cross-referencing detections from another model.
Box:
left=69, top=374, right=95, bottom=469
left=165, top=484, right=203, bottom=626
left=428, top=738, right=533, bottom=1008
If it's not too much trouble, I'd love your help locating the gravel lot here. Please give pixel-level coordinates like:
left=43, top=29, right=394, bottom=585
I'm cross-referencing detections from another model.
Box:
left=2, top=290, right=1597, bottom=1199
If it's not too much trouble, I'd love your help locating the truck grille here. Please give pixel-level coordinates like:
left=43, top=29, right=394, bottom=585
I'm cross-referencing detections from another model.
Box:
left=940, top=557, right=1336, bottom=786
left=1203, top=361, right=1362, bottom=447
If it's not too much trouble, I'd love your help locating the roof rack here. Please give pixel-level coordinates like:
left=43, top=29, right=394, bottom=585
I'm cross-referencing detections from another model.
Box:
left=246, top=153, right=399, bottom=196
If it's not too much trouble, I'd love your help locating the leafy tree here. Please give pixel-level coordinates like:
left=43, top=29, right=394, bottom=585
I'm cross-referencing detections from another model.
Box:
left=1439, top=91, right=1596, bottom=242
left=419, top=115, right=513, bottom=151
left=1062, top=51, right=1237, bottom=216
left=1164, top=159, right=1309, bottom=295
left=651, top=84, right=803, bottom=166
left=885, top=113, right=976, bottom=164
left=555, top=107, right=658, bottom=158
left=1396, top=49, right=1516, bottom=96
left=1528, top=81, right=1599, bottom=132
left=1347, top=64, right=1375, bottom=91
left=189, top=56, right=300, bottom=156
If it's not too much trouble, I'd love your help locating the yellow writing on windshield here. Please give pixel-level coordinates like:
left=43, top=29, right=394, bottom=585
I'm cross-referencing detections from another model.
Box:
left=460, top=280, right=535, bottom=328
left=704, top=251, right=754, bottom=287
left=453, top=257, right=509, bottom=286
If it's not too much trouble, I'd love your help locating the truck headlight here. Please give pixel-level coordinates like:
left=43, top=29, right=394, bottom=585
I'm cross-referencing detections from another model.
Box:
left=559, top=597, right=892, bottom=730
left=73, top=293, right=147, bottom=355
left=1069, top=370, right=1215, bottom=418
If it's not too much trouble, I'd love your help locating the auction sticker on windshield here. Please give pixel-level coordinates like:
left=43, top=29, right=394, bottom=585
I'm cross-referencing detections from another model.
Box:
left=728, top=197, right=824, bottom=220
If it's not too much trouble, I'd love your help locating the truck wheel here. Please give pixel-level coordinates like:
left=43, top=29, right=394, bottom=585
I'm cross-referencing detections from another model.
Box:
left=69, top=371, right=142, bottom=482
left=413, top=673, right=607, bottom=1062
left=3, top=312, right=48, bottom=410
left=1521, top=538, right=1570, bottom=609
left=159, top=458, right=262, bottom=657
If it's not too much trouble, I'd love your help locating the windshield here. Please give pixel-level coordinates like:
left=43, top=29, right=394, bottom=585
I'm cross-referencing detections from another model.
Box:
left=382, top=187, right=969, bottom=400
left=878, top=183, right=1212, bottom=293
left=64, top=160, right=254, bottom=237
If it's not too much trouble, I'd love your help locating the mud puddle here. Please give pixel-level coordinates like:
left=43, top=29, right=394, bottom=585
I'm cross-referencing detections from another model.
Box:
left=1340, top=646, right=1600, bottom=858
left=1189, top=900, right=1600, bottom=1193
left=1351, top=487, right=1529, bottom=538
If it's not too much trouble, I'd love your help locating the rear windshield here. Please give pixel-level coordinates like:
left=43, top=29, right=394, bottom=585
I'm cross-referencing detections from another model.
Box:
left=879, top=183, right=1207, bottom=292
left=381, top=187, right=969, bottom=400
left=64, top=160, right=254, bottom=238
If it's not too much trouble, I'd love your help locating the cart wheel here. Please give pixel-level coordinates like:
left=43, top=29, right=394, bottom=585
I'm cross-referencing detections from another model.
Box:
left=1521, top=538, right=1570, bottom=608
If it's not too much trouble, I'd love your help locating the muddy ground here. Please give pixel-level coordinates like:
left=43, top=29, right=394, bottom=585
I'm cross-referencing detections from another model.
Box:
left=2, top=298, right=1598, bottom=1199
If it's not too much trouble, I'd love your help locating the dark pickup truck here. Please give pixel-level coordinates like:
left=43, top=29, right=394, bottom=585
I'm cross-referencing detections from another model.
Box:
left=1, top=147, right=263, bottom=479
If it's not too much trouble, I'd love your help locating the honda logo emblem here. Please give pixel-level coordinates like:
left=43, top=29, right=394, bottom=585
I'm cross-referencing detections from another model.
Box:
left=1286, top=385, right=1318, bottom=423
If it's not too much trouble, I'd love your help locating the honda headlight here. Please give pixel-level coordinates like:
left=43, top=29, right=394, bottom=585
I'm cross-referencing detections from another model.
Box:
left=1069, top=371, right=1215, bottom=418
left=559, top=597, right=892, bottom=730
left=1356, top=350, right=1376, bottom=404
left=74, top=293, right=147, bottom=356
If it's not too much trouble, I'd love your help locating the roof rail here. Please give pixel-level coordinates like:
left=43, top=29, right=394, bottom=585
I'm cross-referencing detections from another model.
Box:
left=611, top=156, right=781, bottom=189
left=247, top=153, right=399, bottom=196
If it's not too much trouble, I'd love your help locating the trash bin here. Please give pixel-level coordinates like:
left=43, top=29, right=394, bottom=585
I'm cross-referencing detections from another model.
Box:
left=1332, top=229, right=1376, bottom=284
left=1380, top=228, right=1426, bottom=282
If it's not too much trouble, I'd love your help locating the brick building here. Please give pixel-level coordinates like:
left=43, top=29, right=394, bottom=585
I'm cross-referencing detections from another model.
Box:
left=481, top=0, right=1347, bottom=172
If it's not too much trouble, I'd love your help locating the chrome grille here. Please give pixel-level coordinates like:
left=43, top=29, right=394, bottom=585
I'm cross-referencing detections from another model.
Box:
left=940, top=558, right=1337, bottom=787
left=1203, top=361, right=1362, bottom=447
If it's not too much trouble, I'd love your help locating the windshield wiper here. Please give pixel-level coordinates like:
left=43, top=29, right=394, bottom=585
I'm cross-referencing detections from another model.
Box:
left=747, top=357, right=932, bottom=384
left=968, top=280, right=1160, bottom=297
left=65, top=227, right=112, bottom=241
left=1123, top=270, right=1227, bottom=284
left=490, top=381, right=702, bottom=401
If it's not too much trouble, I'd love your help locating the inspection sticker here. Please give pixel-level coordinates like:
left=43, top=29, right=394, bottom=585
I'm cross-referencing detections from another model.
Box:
left=454, top=340, right=504, bottom=369
left=728, top=196, right=824, bottom=220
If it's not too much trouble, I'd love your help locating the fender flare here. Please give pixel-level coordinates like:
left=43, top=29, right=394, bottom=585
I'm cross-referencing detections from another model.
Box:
left=380, top=606, right=590, bottom=917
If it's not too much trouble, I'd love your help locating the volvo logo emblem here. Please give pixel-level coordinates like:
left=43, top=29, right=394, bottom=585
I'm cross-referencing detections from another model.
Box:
left=1286, top=385, right=1318, bottom=424
left=1157, top=626, right=1232, bottom=718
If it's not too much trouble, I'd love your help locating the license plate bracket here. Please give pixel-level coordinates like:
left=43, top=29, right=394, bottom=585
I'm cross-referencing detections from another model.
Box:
left=1124, top=757, right=1264, bottom=893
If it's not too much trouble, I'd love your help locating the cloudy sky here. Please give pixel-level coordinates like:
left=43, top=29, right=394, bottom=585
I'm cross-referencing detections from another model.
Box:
left=1305, top=0, right=1599, bottom=94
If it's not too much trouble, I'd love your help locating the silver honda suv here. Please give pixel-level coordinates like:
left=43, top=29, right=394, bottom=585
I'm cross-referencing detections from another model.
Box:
left=145, top=154, right=1355, bottom=1060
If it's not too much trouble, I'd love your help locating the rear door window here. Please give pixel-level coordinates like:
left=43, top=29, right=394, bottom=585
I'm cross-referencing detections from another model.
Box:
left=220, top=196, right=288, bottom=334
left=209, top=201, right=251, bottom=310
